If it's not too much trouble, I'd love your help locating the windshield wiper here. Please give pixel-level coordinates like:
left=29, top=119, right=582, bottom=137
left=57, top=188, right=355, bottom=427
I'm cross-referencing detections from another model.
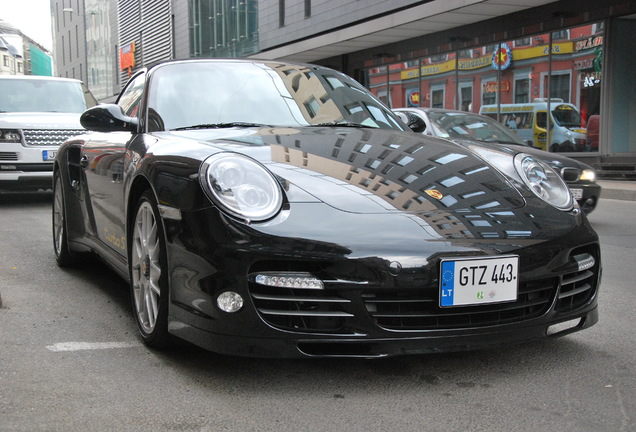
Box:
left=172, top=122, right=271, bottom=131
left=311, top=121, right=374, bottom=128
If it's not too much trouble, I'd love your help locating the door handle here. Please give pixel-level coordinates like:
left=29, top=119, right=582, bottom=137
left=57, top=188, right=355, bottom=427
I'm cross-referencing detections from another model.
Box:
left=80, top=155, right=89, bottom=169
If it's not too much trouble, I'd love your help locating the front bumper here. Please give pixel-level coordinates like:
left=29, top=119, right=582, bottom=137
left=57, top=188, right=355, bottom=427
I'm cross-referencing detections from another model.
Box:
left=0, top=166, right=53, bottom=190
left=168, top=306, right=598, bottom=358
left=162, top=203, right=601, bottom=358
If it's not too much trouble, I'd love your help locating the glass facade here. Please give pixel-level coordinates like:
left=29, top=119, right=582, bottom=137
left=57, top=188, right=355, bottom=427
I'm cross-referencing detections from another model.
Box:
left=363, top=21, right=606, bottom=154
left=189, top=0, right=258, bottom=58
left=86, top=0, right=115, bottom=100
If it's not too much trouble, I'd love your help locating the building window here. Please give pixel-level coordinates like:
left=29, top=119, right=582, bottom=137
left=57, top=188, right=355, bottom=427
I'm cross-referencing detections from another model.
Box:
left=279, top=0, right=285, bottom=27
left=460, top=85, right=472, bottom=111
left=305, top=0, right=311, bottom=18
left=514, top=78, right=529, bottom=103
left=189, top=0, right=259, bottom=58
left=431, top=87, right=444, bottom=108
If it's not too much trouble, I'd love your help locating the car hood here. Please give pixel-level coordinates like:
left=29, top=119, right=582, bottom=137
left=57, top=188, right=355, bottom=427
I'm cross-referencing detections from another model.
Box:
left=162, top=127, right=527, bottom=215
left=510, top=144, right=593, bottom=171
left=0, top=112, right=82, bottom=129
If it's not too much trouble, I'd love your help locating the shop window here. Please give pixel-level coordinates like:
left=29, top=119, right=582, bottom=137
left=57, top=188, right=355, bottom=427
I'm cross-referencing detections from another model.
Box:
left=431, top=88, right=444, bottom=108
left=514, top=78, right=529, bottom=103
left=460, top=85, right=472, bottom=111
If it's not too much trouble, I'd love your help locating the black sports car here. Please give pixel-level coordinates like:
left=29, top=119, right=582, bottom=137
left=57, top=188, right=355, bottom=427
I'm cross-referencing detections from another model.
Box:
left=53, top=59, right=600, bottom=358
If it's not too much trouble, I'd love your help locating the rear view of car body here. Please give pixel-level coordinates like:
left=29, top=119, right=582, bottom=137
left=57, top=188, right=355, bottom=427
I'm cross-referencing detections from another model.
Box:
left=0, top=76, right=96, bottom=191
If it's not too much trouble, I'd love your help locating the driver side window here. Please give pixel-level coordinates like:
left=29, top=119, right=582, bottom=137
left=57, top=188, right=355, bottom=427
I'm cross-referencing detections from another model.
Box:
left=117, top=73, right=146, bottom=118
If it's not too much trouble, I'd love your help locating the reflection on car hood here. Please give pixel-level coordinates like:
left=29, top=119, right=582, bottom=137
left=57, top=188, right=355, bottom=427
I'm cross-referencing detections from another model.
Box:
left=446, top=136, right=592, bottom=172
left=165, top=127, right=526, bottom=214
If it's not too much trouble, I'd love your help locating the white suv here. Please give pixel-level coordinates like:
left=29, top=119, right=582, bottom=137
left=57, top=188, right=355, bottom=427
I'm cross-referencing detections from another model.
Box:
left=0, top=75, right=97, bottom=191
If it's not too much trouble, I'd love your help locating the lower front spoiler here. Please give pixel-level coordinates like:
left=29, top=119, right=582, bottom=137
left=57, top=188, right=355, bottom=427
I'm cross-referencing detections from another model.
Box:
left=167, top=307, right=598, bottom=359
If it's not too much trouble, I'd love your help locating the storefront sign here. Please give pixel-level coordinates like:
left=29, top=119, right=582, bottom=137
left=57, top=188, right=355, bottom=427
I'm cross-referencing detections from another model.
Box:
left=120, top=42, right=136, bottom=75
left=484, top=81, right=510, bottom=93
left=459, top=56, right=491, bottom=70
left=491, top=43, right=512, bottom=70
left=575, top=36, right=603, bottom=52
left=407, top=89, right=420, bottom=107
left=513, top=42, right=573, bottom=61
left=581, top=72, right=601, bottom=88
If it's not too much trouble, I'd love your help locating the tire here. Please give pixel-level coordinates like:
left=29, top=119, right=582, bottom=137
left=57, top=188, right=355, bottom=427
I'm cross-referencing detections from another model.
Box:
left=130, top=190, right=172, bottom=348
left=52, top=171, right=77, bottom=267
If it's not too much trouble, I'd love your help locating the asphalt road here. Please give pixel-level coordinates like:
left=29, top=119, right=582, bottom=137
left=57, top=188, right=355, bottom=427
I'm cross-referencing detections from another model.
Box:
left=0, top=191, right=634, bottom=432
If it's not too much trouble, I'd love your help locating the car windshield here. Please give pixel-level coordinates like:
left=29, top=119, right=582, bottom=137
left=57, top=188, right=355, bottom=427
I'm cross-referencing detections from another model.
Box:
left=427, top=111, right=526, bottom=145
left=552, top=104, right=583, bottom=128
left=0, top=79, right=96, bottom=113
left=146, top=61, right=406, bottom=131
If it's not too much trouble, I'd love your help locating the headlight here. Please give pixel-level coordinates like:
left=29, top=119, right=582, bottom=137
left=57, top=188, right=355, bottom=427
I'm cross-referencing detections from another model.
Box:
left=580, top=169, right=596, bottom=182
left=0, top=129, right=21, bottom=142
left=199, top=152, right=283, bottom=221
left=514, top=154, right=573, bottom=211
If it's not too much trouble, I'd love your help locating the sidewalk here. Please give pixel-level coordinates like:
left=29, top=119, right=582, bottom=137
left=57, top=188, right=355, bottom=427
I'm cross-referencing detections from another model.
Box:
left=597, top=180, right=636, bottom=202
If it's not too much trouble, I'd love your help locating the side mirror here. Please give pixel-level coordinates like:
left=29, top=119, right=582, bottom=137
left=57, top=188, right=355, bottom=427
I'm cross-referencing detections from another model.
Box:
left=395, top=111, right=426, bottom=133
left=80, top=104, right=138, bottom=133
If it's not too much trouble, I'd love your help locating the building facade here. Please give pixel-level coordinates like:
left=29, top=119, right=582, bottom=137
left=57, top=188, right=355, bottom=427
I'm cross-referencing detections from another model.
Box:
left=0, top=19, right=52, bottom=76
left=50, top=0, right=636, bottom=172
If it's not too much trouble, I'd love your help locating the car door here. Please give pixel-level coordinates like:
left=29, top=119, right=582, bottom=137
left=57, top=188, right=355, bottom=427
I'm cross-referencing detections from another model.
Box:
left=81, top=72, right=146, bottom=257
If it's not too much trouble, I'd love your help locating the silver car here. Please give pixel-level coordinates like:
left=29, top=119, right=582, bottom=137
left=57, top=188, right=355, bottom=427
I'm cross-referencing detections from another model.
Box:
left=394, top=107, right=601, bottom=214
left=0, top=75, right=96, bottom=191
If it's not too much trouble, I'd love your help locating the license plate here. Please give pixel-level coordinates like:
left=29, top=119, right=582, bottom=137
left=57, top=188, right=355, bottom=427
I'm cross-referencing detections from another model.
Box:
left=569, top=187, right=583, bottom=200
left=42, top=150, right=57, bottom=161
left=440, top=256, right=519, bottom=307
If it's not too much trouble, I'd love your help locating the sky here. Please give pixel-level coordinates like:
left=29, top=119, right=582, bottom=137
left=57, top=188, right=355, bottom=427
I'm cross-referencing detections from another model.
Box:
left=0, top=0, right=53, bottom=51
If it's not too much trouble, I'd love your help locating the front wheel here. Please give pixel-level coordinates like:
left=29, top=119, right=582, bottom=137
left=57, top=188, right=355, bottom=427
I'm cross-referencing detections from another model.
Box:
left=130, top=190, right=171, bottom=348
left=52, top=171, right=78, bottom=267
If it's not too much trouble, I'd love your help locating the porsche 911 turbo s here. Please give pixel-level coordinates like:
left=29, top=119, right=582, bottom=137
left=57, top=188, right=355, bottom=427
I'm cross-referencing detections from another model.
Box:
left=53, top=59, right=600, bottom=358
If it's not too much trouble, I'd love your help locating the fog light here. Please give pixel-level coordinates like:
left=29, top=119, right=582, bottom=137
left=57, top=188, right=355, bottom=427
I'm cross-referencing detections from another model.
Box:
left=254, top=272, right=324, bottom=289
left=217, top=291, right=244, bottom=313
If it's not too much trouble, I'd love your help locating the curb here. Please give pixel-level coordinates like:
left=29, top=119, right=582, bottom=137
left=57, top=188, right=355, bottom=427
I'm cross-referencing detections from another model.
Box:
left=598, top=181, right=636, bottom=202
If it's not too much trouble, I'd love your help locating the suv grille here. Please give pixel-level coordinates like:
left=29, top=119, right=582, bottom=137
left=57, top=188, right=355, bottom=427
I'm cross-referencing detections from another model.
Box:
left=0, top=152, right=19, bottom=161
left=22, top=129, right=84, bottom=147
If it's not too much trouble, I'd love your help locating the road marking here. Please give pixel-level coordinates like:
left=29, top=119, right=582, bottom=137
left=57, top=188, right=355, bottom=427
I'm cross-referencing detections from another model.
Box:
left=46, top=341, right=140, bottom=352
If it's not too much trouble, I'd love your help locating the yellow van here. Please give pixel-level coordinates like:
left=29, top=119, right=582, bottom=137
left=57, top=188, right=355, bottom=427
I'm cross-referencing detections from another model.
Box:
left=479, top=99, right=587, bottom=152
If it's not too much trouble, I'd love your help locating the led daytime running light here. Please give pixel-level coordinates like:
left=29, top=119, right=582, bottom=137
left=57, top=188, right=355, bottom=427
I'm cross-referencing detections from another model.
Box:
left=574, top=253, right=595, bottom=272
left=254, top=272, right=324, bottom=289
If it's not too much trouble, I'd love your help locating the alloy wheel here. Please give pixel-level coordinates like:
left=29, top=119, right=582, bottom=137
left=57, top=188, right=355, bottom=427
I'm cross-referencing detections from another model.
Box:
left=53, top=175, right=65, bottom=257
left=131, top=200, right=162, bottom=334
